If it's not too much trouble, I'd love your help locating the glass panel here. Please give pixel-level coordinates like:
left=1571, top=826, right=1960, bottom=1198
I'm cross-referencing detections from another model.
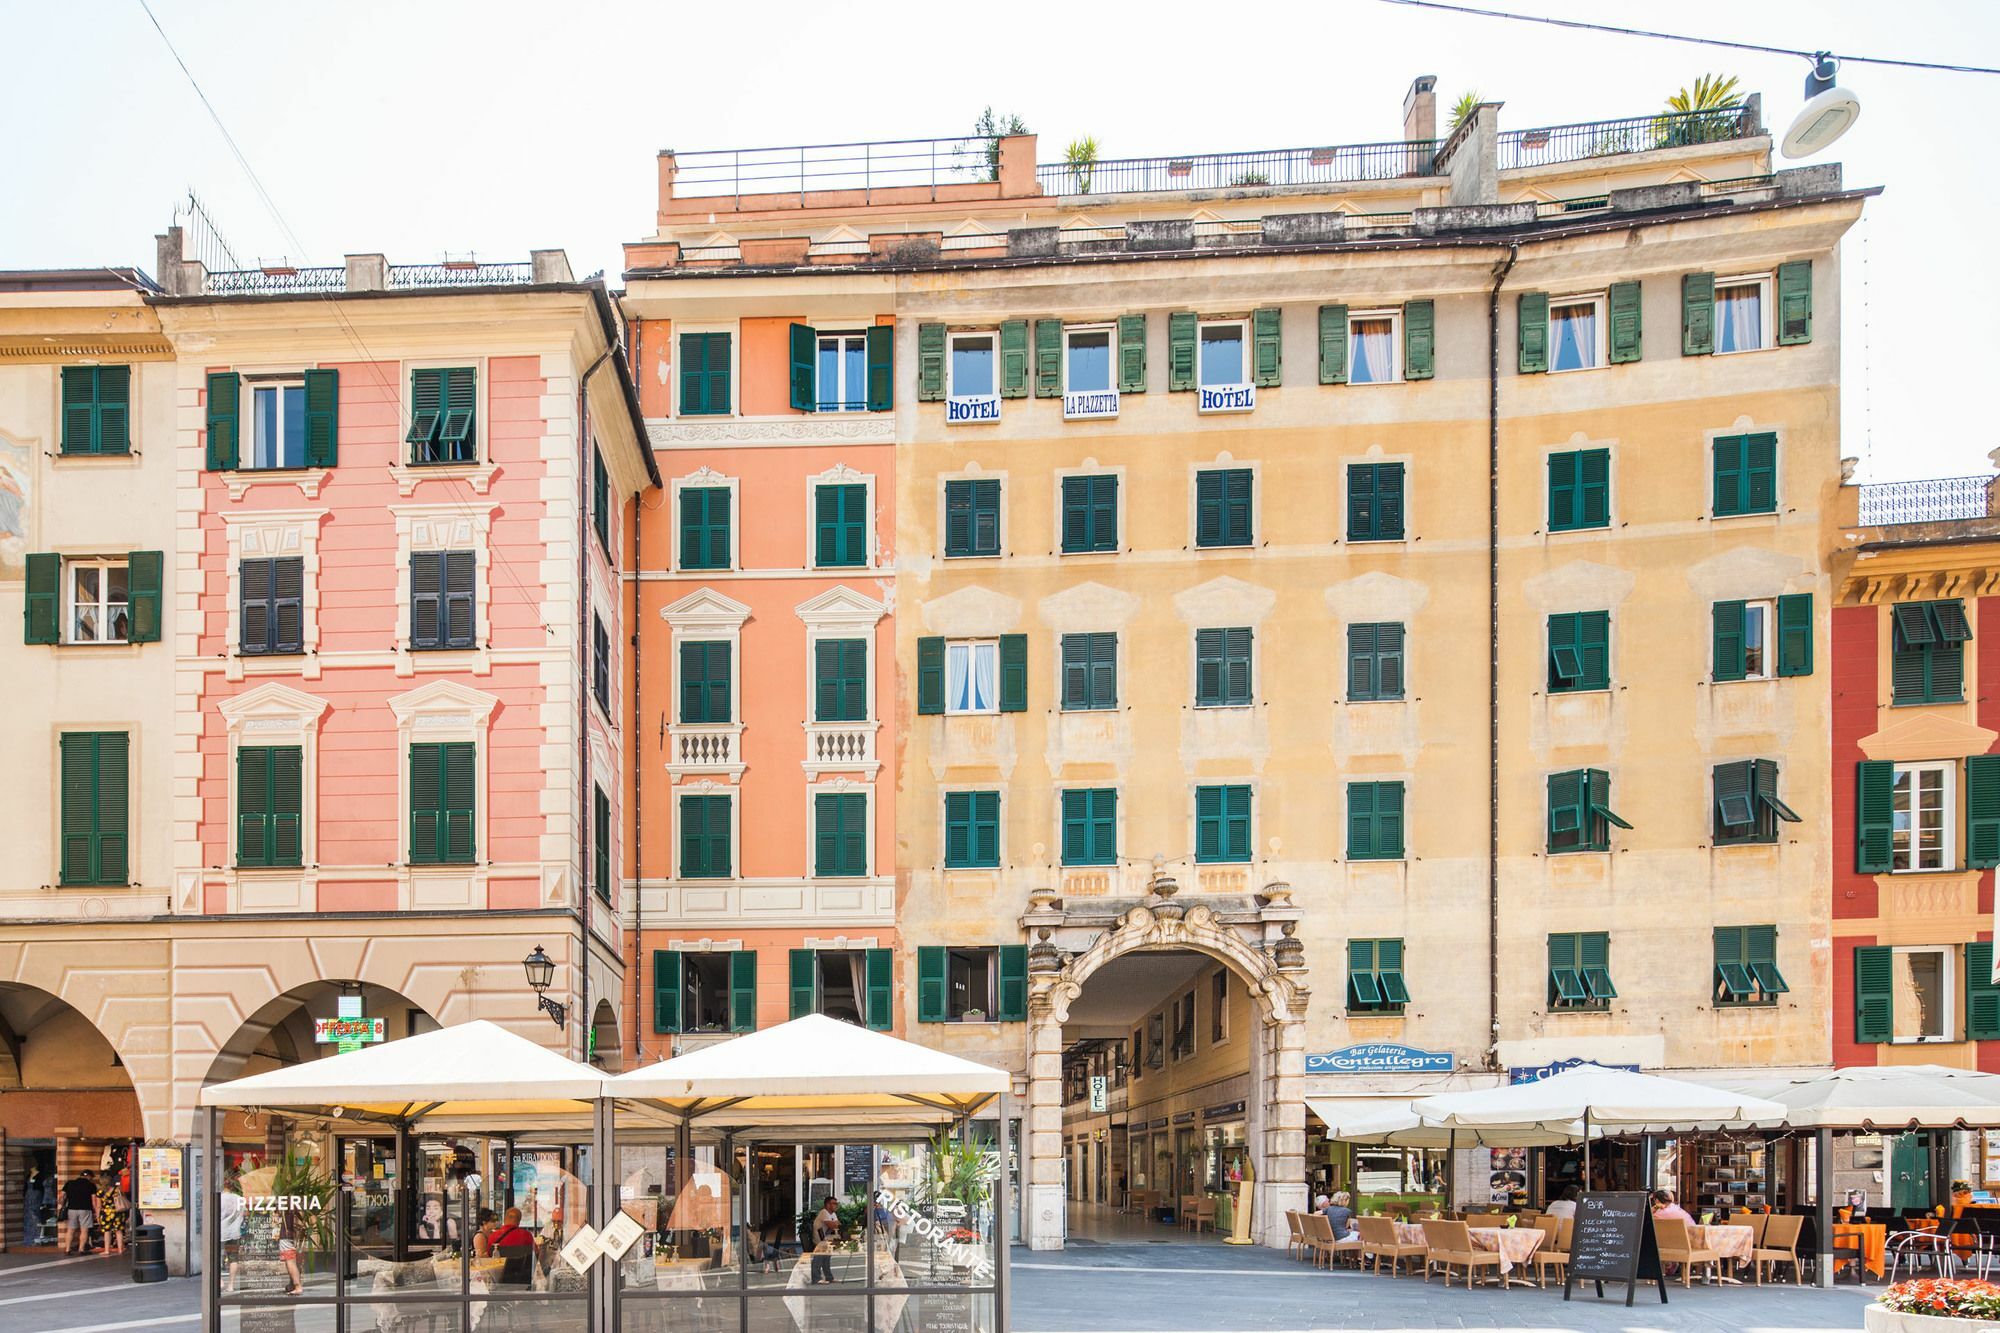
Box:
left=818, top=340, right=842, bottom=409
left=345, top=1302, right=464, bottom=1333
left=223, top=1305, right=338, bottom=1333
left=1067, top=330, right=1112, bottom=392
left=282, top=385, right=307, bottom=467
left=231, top=1140, right=337, bottom=1298
left=253, top=385, right=279, bottom=469
left=899, top=1291, right=999, bottom=1333
left=1197, top=326, right=1242, bottom=387
left=1716, top=283, right=1764, bottom=353
left=72, top=564, right=100, bottom=641
left=947, top=948, right=994, bottom=1019
left=1893, top=950, right=1948, bottom=1040
left=841, top=337, right=866, bottom=412
left=1919, top=769, right=1947, bottom=869
left=1349, top=318, right=1395, bottom=383
left=1743, top=604, right=1769, bottom=677
left=950, top=338, right=994, bottom=396
left=747, top=1291, right=864, bottom=1332
left=1550, top=301, right=1598, bottom=371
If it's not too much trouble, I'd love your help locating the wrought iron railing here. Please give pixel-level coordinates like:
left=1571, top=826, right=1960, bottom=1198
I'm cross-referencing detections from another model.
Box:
left=670, top=136, right=1004, bottom=202
left=205, top=267, right=345, bottom=295
left=1858, top=476, right=1995, bottom=525
left=1039, top=139, right=1439, bottom=196
left=387, top=262, right=532, bottom=289
left=1498, top=106, right=1761, bottom=170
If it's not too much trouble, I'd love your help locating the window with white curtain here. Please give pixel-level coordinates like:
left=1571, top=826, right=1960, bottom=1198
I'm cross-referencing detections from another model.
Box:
left=946, top=640, right=999, bottom=714
left=1549, top=295, right=1605, bottom=372
left=1348, top=311, right=1401, bottom=384
left=1715, top=276, right=1773, bottom=354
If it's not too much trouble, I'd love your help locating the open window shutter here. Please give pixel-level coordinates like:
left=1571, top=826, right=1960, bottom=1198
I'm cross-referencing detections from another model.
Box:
left=1856, top=760, right=1895, bottom=873
left=1682, top=272, right=1715, bottom=356
left=1969, top=756, right=2000, bottom=870
left=1118, top=314, right=1147, bottom=393
left=411, top=552, right=443, bottom=650
left=1968, top=941, right=2000, bottom=1040
left=206, top=371, right=240, bottom=470
left=1776, top=260, right=1813, bottom=346
left=1347, top=783, right=1376, bottom=860
left=1776, top=593, right=1813, bottom=676
left=865, top=947, right=893, bottom=1030
left=1347, top=939, right=1378, bottom=1007
left=729, top=950, right=758, bottom=1032
left=998, top=633, right=1028, bottom=712
left=865, top=324, right=894, bottom=411
left=1516, top=292, right=1549, bottom=374
left=1607, top=280, right=1643, bottom=363
left=1547, top=769, right=1584, bottom=849
left=998, top=945, right=1028, bottom=1021
left=1034, top=319, right=1062, bottom=397
left=1547, top=932, right=1577, bottom=1001
left=917, top=637, right=945, bottom=715
left=237, top=746, right=271, bottom=866
left=789, top=949, right=816, bottom=1020
left=24, top=552, right=60, bottom=644
left=916, top=324, right=946, bottom=402
left=789, top=322, right=817, bottom=412
left=303, top=368, right=339, bottom=466
left=1402, top=299, right=1434, bottom=380
left=1318, top=304, right=1348, bottom=385
left=1713, top=760, right=1753, bottom=837
left=917, top=946, right=948, bottom=1023
left=1713, top=926, right=1743, bottom=998
left=1712, top=601, right=1747, bottom=682
left=123, top=549, right=161, bottom=644
left=999, top=320, right=1030, bottom=398
left=653, top=951, right=682, bottom=1033
left=1580, top=932, right=1612, bottom=998
left=1251, top=307, right=1282, bottom=387
left=1854, top=944, right=1892, bottom=1042
left=1168, top=312, right=1197, bottom=391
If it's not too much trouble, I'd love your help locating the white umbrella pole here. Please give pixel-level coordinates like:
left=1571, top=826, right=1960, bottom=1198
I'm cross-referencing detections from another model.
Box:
left=1448, top=1129, right=1456, bottom=1213
left=1582, top=1110, right=1591, bottom=1188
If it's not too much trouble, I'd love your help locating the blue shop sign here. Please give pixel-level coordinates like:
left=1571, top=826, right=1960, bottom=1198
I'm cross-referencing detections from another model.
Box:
left=1306, top=1042, right=1455, bottom=1075
left=1508, top=1057, right=1640, bottom=1084
left=1197, top=383, right=1255, bottom=414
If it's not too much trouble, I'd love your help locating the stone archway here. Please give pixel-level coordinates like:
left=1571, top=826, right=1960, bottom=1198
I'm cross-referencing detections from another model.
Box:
left=1020, top=877, right=1309, bottom=1251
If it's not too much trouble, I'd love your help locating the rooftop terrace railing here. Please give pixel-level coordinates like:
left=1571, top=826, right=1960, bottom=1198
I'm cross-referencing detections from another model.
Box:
left=1038, top=140, right=1440, bottom=196
left=205, top=262, right=534, bottom=295
left=1857, top=475, right=1996, bottom=525
left=670, top=136, right=1005, bottom=202
left=386, top=261, right=532, bottom=288
left=1498, top=106, right=1761, bottom=170
left=205, top=267, right=346, bottom=296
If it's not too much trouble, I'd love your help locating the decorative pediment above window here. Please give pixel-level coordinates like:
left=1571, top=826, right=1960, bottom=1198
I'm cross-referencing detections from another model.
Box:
left=662, top=588, right=752, bottom=633
left=387, top=678, right=501, bottom=741
left=216, top=681, right=331, bottom=744
left=676, top=464, right=734, bottom=488
left=808, top=462, right=870, bottom=486
left=795, top=585, right=887, bottom=632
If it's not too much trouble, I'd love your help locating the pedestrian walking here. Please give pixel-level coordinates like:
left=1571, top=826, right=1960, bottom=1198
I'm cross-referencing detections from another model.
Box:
left=97, top=1173, right=128, bottom=1256
left=61, top=1170, right=97, bottom=1253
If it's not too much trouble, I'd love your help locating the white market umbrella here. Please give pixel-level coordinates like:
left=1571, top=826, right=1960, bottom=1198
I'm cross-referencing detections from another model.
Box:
left=1703, top=1065, right=2000, bottom=1131
left=1307, top=1099, right=1579, bottom=1148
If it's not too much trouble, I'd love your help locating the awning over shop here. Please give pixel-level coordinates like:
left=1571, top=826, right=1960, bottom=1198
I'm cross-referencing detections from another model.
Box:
left=1671, top=1064, right=2000, bottom=1132
left=1306, top=1097, right=1580, bottom=1147
left=1408, top=1063, right=1786, bottom=1138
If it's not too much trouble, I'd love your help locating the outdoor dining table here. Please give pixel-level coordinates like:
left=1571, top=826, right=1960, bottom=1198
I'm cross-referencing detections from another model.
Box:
left=1392, top=1221, right=1544, bottom=1283
left=1834, top=1221, right=1888, bottom=1280
left=1693, top=1223, right=1757, bottom=1282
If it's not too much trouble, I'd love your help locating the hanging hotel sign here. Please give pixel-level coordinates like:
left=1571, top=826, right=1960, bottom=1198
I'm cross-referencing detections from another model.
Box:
left=1306, top=1042, right=1455, bottom=1075
left=1063, top=389, right=1119, bottom=420
left=946, top=393, right=1001, bottom=424
left=1088, top=1076, right=1108, bottom=1113
left=1197, top=383, right=1255, bottom=414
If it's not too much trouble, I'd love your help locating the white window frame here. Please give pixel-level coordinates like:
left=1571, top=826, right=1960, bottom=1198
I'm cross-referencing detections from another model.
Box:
left=1742, top=599, right=1774, bottom=681
left=673, top=781, right=739, bottom=882
left=215, top=682, right=332, bottom=884
left=1714, top=274, right=1775, bottom=356
left=673, top=324, right=738, bottom=420
left=1347, top=308, right=1403, bottom=385
left=947, top=331, right=999, bottom=399
left=65, top=557, right=130, bottom=644
left=945, top=639, right=1001, bottom=716
left=244, top=377, right=308, bottom=471
left=941, top=788, right=1004, bottom=870
left=385, top=679, right=500, bottom=872
left=1892, top=761, right=1955, bottom=874
left=945, top=945, right=1000, bottom=1021
left=1547, top=293, right=1608, bottom=374
left=671, top=466, right=740, bottom=574
left=1196, top=319, right=1249, bottom=391
left=816, top=330, right=869, bottom=413
left=1062, top=325, right=1120, bottom=421
left=1890, top=944, right=1955, bottom=1044
left=805, top=464, right=877, bottom=572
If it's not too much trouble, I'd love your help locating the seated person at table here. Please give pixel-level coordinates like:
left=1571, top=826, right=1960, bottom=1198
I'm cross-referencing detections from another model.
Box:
left=488, top=1207, right=534, bottom=1250
left=1545, top=1187, right=1579, bottom=1219
left=1317, top=1191, right=1359, bottom=1239
left=471, top=1208, right=498, bottom=1258
left=1649, top=1189, right=1694, bottom=1224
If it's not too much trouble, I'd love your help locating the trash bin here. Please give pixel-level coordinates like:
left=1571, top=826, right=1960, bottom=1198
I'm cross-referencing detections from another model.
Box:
left=130, top=1223, right=167, bottom=1283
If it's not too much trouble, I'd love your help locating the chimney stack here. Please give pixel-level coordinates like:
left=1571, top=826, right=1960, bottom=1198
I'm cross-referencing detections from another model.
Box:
left=1404, top=75, right=1438, bottom=144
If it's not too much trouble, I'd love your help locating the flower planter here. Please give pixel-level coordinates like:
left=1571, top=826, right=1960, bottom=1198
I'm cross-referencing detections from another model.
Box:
left=1868, top=1305, right=2000, bottom=1333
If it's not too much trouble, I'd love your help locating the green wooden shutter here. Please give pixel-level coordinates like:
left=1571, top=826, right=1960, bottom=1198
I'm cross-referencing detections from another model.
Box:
left=1547, top=769, right=1585, bottom=852
left=1348, top=939, right=1380, bottom=1008
left=1402, top=299, right=1434, bottom=380
left=91, top=365, right=130, bottom=453
left=592, top=786, right=611, bottom=898
left=1034, top=319, right=1063, bottom=397
left=1580, top=931, right=1615, bottom=1000
left=1712, top=601, right=1747, bottom=682
left=439, top=367, right=477, bottom=458
left=303, top=368, right=339, bottom=467
left=865, top=947, right=893, bottom=1030
left=1318, top=304, right=1349, bottom=385
left=998, top=945, right=1027, bottom=1021
left=1744, top=433, right=1777, bottom=514
left=814, top=485, right=839, bottom=567
left=790, top=949, right=816, bottom=1019
left=973, top=791, right=999, bottom=866
left=1969, top=756, right=2000, bottom=870
left=59, top=734, right=93, bottom=884
left=917, top=637, right=945, bottom=715
left=1251, top=307, right=1282, bottom=387
left=998, top=633, right=1028, bottom=712
left=61, top=367, right=95, bottom=454
left=917, top=946, right=948, bottom=1023
left=943, top=794, right=970, bottom=867
left=593, top=449, right=611, bottom=551
left=728, top=950, right=758, bottom=1032
left=1347, top=783, right=1377, bottom=860
left=409, top=743, right=442, bottom=865
left=407, top=366, right=443, bottom=452
left=1713, top=926, right=1747, bottom=1002
left=1968, top=941, right=2000, bottom=1040
left=1578, top=448, right=1609, bottom=527
left=789, top=322, right=817, bottom=412
left=1713, top=760, right=1755, bottom=841
left=24, top=552, right=60, bottom=645
left=1776, top=593, right=1813, bottom=677
left=1854, top=944, right=1893, bottom=1042
left=440, top=742, right=475, bottom=863
left=1578, top=611, right=1609, bottom=690
left=1712, top=434, right=1744, bottom=516
left=1547, top=450, right=1577, bottom=531
left=1682, top=272, right=1715, bottom=355
left=999, top=320, right=1030, bottom=398
left=237, top=745, right=271, bottom=867
left=1517, top=292, right=1549, bottom=374
left=1776, top=260, right=1812, bottom=346
left=865, top=324, right=894, bottom=411
left=1856, top=759, right=1895, bottom=873
left=917, top=324, right=946, bottom=402
left=206, top=371, right=240, bottom=470
left=651, top=950, right=683, bottom=1034
left=1117, top=314, right=1147, bottom=393
left=1608, top=281, right=1642, bottom=364
left=125, top=549, right=163, bottom=644
left=1168, top=312, right=1197, bottom=392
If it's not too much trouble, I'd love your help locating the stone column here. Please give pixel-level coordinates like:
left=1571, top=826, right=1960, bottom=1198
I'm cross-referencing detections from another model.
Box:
left=1256, top=1011, right=1309, bottom=1248
left=1023, top=1014, right=1067, bottom=1250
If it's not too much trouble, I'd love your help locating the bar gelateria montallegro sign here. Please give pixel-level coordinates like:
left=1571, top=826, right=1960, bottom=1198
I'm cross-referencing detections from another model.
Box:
left=1305, top=1042, right=1455, bottom=1074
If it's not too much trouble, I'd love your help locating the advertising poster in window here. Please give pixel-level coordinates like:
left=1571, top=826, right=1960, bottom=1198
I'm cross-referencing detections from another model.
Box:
left=136, top=1146, right=184, bottom=1209
left=1489, top=1147, right=1527, bottom=1205
left=511, top=1150, right=565, bottom=1232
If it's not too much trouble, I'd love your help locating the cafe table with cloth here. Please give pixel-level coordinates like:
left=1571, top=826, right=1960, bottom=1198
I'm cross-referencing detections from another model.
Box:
left=1394, top=1220, right=1545, bottom=1281
left=1692, top=1224, right=1757, bottom=1280
left=1833, top=1221, right=1888, bottom=1280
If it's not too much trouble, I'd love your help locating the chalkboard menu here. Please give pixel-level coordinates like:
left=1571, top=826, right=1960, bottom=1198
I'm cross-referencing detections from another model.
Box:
left=1564, top=1191, right=1666, bottom=1306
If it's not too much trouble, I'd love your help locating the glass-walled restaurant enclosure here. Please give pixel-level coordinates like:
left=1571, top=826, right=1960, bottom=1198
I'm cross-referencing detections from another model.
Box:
left=199, top=1016, right=1012, bottom=1333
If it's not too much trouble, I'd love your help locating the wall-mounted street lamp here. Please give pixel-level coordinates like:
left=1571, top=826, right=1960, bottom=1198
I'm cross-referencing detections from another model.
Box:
left=522, top=945, right=567, bottom=1030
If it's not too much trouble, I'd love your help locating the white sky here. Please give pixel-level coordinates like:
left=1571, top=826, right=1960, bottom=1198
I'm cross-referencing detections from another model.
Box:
left=3, top=0, right=1993, bottom=481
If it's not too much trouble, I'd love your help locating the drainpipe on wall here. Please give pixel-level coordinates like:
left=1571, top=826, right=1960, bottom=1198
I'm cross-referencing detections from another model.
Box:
left=580, top=347, right=612, bottom=1064
left=1486, top=242, right=1517, bottom=1072
left=630, top=484, right=644, bottom=1068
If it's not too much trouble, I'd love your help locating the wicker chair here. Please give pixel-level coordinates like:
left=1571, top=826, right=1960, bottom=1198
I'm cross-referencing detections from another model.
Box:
left=1754, top=1213, right=1805, bottom=1285
left=1533, top=1215, right=1572, bottom=1288
left=1422, top=1219, right=1504, bottom=1289
left=1655, top=1216, right=1722, bottom=1287
left=1357, top=1215, right=1426, bottom=1277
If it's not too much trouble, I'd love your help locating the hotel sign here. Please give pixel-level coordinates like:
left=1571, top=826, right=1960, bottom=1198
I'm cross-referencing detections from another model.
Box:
left=1063, top=389, right=1119, bottom=420
left=946, top=394, right=1000, bottom=424
left=1306, top=1042, right=1455, bottom=1075
left=1089, top=1076, right=1108, bottom=1112
left=1197, top=384, right=1255, bottom=414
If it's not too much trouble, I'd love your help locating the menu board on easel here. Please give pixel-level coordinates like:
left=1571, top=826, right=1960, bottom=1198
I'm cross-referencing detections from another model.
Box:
left=1564, top=1192, right=1666, bottom=1307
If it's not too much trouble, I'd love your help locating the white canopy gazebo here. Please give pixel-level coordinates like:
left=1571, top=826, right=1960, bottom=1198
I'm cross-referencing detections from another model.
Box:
left=1408, top=1063, right=1789, bottom=1158
left=1702, top=1065, right=2000, bottom=1131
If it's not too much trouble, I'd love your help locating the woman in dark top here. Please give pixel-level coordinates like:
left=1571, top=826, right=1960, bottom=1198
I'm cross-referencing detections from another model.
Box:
left=1319, top=1190, right=1358, bottom=1239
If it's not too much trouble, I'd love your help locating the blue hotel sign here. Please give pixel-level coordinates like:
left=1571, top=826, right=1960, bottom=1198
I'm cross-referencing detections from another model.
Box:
left=1307, top=1042, right=1455, bottom=1075
left=946, top=393, right=1001, bottom=424
left=1197, top=383, right=1255, bottom=414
